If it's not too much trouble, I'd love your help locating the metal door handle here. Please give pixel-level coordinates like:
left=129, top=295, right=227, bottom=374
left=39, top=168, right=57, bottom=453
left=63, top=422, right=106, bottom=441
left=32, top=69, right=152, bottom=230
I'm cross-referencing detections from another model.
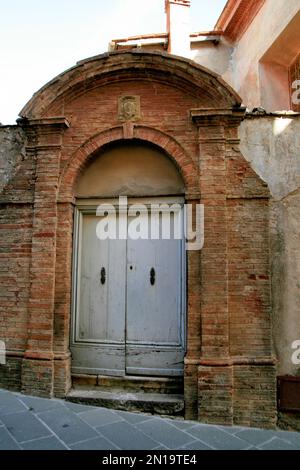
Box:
left=150, top=267, right=155, bottom=286
left=100, top=267, right=106, bottom=285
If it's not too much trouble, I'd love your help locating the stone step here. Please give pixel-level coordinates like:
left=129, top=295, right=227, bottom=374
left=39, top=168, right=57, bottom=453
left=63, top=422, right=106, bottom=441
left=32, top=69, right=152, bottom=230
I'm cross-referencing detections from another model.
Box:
left=66, top=388, right=185, bottom=416
left=72, top=374, right=183, bottom=394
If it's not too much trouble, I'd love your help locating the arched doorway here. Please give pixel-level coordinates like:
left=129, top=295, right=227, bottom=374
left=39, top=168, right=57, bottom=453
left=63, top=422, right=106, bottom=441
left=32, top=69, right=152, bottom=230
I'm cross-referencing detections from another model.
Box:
left=17, top=51, right=276, bottom=426
left=71, top=140, right=186, bottom=378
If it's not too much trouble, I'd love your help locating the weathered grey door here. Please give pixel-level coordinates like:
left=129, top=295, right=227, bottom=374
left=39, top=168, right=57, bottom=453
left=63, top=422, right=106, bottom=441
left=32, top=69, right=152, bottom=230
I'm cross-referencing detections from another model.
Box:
left=126, top=209, right=185, bottom=376
left=71, top=211, right=127, bottom=375
left=71, top=200, right=185, bottom=377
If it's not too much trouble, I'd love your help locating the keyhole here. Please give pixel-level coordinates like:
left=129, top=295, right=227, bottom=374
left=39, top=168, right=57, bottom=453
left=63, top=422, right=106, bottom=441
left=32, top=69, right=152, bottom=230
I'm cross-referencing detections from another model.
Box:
left=130, top=266, right=133, bottom=270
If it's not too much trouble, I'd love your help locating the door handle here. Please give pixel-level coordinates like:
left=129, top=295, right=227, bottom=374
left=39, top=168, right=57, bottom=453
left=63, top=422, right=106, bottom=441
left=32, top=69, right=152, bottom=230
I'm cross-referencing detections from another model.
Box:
left=150, top=267, right=155, bottom=286
left=100, top=267, right=106, bottom=285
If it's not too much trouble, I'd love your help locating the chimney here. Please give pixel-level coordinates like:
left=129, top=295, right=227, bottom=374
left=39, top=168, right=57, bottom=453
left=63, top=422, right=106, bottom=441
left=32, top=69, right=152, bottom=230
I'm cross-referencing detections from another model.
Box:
left=165, top=0, right=191, bottom=57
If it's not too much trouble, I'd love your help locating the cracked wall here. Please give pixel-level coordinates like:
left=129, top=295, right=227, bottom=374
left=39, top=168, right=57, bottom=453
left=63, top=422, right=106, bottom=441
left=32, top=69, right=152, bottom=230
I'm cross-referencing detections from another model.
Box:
left=0, top=126, right=26, bottom=194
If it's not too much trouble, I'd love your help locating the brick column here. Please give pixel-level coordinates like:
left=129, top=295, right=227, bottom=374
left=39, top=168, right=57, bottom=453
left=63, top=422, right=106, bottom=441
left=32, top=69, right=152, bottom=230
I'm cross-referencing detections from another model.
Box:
left=225, top=114, right=277, bottom=429
left=191, top=108, right=244, bottom=425
left=21, top=117, right=69, bottom=397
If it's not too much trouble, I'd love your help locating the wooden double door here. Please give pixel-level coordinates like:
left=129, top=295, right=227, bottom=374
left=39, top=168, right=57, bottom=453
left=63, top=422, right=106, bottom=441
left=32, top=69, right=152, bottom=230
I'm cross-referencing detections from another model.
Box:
left=71, top=198, right=186, bottom=377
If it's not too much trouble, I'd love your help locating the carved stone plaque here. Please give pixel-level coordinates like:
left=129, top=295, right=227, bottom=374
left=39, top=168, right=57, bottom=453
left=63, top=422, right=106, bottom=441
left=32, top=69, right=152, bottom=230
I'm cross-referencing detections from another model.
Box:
left=118, top=96, right=141, bottom=121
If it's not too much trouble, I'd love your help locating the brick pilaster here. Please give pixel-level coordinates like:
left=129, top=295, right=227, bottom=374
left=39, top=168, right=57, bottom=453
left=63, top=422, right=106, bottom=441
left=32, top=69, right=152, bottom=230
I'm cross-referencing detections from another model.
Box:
left=21, top=117, right=69, bottom=397
left=191, top=108, right=244, bottom=425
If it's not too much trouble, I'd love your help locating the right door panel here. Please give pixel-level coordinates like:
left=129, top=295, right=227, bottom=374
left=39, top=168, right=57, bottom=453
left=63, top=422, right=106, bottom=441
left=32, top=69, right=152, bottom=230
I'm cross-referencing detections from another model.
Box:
left=126, top=211, right=185, bottom=376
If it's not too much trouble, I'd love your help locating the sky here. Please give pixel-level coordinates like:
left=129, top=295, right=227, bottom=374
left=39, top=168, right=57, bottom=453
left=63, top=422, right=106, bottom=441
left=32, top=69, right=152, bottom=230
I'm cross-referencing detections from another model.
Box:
left=0, top=0, right=227, bottom=124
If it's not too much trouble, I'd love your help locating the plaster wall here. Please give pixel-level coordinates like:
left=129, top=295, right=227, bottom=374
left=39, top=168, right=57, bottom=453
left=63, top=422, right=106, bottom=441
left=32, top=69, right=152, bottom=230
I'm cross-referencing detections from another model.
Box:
left=239, top=115, right=300, bottom=375
left=191, top=39, right=233, bottom=82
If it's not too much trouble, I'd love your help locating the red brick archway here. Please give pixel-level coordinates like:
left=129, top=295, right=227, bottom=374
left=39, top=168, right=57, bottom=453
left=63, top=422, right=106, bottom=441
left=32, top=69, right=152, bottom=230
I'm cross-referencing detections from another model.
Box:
left=58, top=125, right=198, bottom=202
left=12, top=51, right=277, bottom=428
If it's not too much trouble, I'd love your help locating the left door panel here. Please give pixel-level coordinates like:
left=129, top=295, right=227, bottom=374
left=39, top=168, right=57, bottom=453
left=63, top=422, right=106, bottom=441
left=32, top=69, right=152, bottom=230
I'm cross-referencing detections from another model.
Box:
left=71, top=211, right=126, bottom=375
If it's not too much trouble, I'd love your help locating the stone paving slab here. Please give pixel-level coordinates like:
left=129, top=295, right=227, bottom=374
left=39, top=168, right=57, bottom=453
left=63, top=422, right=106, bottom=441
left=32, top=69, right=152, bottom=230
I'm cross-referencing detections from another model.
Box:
left=186, top=424, right=250, bottom=450
left=182, top=440, right=215, bottom=450
left=165, top=419, right=197, bottom=431
left=0, top=388, right=300, bottom=450
left=234, top=429, right=276, bottom=446
left=135, top=417, right=196, bottom=449
left=77, top=407, right=123, bottom=427
left=258, top=437, right=300, bottom=451
left=275, top=430, right=300, bottom=447
left=0, top=391, right=28, bottom=416
left=114, top=409, right=153, bottom=424
left=16, top=394, right=65, bottom=414
left=95, top=421, right=158, bottom=450
left=64, top=401, right=98, bottom=414
left=37, top=407, right=99, bottom=445
left=1, top=411, right=51, bottom=442
left=70, top=435, right=118, bottom=450
left=21, top=436, right=68, bottom=450
left=0, top=426, right=21, bottom=450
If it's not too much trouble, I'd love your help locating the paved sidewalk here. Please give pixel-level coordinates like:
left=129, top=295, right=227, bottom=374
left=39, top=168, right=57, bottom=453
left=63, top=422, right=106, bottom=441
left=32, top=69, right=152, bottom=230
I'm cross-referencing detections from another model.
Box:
left=0, top=388, right=300, bottom=450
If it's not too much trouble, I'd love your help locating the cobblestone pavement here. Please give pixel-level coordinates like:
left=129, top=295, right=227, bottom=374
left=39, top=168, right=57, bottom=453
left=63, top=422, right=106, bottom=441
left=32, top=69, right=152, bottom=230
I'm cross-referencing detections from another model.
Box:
left=0, top=388, right=300, bottom=450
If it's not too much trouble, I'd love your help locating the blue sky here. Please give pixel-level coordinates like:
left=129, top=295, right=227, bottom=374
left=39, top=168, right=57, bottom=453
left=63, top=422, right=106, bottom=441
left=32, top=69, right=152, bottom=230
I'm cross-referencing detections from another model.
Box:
left=0, top=0, right=227, bottom=124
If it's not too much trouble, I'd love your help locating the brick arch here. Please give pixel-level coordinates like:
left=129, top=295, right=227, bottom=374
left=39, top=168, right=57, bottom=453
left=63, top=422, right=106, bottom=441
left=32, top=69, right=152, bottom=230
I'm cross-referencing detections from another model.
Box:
left=20, top=51, right=242, bottom=119
left=58, top=125, right=198, bottom=201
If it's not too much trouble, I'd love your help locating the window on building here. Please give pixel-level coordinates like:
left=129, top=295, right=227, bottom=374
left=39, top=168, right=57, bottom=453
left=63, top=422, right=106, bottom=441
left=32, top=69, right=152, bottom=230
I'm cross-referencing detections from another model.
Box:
left=259, top=10, right=300, bottom=112
left=289, top=53, right=300, bottom=112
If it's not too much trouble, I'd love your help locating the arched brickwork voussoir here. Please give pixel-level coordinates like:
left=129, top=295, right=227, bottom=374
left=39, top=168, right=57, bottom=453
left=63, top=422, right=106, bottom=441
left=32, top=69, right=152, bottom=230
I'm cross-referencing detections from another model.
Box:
left=58, top=125, right=198, bottom=202
left=20, top=51, right=242, bottom=119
